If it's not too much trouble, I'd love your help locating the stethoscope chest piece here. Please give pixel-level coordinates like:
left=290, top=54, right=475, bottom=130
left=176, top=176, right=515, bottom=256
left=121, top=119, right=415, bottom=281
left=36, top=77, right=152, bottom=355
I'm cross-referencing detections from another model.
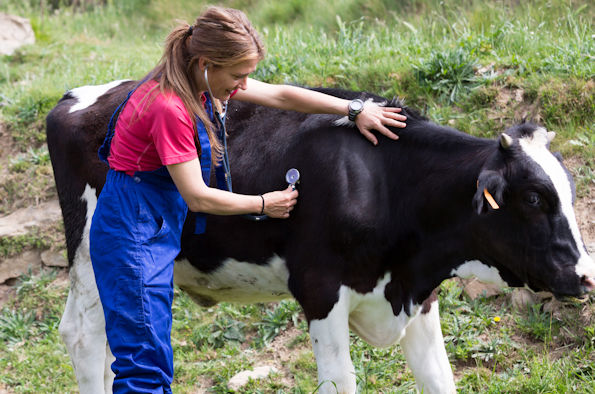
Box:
left=285, top=168, right=300, bottom=190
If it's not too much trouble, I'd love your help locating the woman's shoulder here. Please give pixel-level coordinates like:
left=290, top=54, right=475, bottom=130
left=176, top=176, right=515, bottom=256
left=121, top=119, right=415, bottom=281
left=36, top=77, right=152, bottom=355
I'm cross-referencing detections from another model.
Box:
left=135, top=81, right=188, bottom=116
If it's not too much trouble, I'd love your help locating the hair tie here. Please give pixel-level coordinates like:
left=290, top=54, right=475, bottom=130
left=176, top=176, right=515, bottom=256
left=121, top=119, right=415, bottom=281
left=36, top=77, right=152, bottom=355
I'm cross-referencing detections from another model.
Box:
left=187, top=25, right=194, bottom=36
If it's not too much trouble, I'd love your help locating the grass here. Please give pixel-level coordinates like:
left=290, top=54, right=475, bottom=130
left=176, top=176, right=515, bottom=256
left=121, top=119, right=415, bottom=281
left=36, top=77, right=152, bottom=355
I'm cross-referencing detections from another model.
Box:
left=0, top=269, right=77, bottom=393
left=0, top=271, right=593, bottom=392
left=0, top=0, right=593, bottom=392
left=0, top=0, right=592, bottom=204
left=0, top=224, right=61, bottom=258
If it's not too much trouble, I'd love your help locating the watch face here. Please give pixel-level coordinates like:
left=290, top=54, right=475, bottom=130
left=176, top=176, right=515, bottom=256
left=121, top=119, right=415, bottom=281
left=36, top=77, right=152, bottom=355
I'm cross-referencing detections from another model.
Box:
left=350, top=100, right=363, bottom=111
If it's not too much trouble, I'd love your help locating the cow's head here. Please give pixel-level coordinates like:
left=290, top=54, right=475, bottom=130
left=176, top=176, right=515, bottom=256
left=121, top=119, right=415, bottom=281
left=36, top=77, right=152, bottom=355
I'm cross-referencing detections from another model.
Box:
left=470, top=123, right=594, bottom=297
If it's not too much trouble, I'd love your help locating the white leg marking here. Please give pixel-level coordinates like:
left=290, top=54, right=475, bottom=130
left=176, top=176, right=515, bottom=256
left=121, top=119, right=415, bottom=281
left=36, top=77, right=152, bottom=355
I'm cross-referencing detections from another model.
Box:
left=104, top=344, right=115, bottom=394
left=519, top=129, right=595, bottom=279
left=68, top=80, right=130, bottom=113
left=310, top=287, right=356, bottom=394
left=400, top=301, right=456, bottom=394
left=309, top=274, right=424, bottom=394
left=451, top=260, right=508, bottom=287
left=58, top=184, right=114, bottom=394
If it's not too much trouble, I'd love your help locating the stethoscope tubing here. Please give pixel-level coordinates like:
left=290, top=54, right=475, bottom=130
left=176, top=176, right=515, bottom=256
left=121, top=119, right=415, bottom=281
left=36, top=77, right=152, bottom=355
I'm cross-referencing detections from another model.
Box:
left=204, top=67, right=268, bottom=221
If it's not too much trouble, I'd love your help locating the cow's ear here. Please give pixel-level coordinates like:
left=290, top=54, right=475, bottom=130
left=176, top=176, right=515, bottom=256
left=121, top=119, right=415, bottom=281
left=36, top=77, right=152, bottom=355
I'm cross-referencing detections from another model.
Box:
left=473, top=170, right=507, bottom=215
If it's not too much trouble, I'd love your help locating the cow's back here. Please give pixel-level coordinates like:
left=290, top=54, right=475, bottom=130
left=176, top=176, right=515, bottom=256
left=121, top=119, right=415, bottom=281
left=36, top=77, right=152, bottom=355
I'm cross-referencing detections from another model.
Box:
left=46, top=80, right=135, bottom=264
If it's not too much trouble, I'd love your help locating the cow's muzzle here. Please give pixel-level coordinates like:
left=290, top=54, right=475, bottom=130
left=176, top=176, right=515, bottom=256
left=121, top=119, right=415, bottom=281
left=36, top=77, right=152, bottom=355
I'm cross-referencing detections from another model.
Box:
left=581, top=275, right=595, bottom=293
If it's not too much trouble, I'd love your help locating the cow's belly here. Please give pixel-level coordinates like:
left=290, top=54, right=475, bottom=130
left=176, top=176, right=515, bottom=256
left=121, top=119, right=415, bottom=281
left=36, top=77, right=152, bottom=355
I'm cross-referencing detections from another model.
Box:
left=173, top=255, right=292, bottom=306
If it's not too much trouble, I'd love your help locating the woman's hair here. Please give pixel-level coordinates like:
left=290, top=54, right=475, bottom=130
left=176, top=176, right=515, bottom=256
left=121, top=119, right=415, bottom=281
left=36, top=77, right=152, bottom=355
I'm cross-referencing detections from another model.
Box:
left=145, top=6, right=265, bottom=160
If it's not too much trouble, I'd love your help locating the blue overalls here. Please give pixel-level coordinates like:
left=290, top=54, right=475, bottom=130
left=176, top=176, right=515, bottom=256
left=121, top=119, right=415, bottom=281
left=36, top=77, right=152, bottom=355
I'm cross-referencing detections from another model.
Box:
left=90, top=83, right=224, bottom=393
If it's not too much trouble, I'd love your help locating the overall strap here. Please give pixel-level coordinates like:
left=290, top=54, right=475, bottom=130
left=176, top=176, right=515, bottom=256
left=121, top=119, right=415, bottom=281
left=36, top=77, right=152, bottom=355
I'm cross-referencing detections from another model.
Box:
left=193, top=93, right=228, bottom=234
left=198, top=93, right=229, bottom=191
left=98, top=78, right=148, bottom=164
left=196, top=118, right=212, bottom=189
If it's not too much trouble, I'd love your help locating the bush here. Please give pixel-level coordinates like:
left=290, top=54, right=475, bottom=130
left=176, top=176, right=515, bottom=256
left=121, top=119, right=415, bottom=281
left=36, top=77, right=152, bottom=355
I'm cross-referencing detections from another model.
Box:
left=413, top=47, right=480, bottom=104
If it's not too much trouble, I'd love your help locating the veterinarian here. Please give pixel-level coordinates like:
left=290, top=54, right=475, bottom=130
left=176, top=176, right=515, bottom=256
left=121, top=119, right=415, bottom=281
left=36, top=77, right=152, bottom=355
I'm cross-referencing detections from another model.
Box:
left=90, top=6, right=407, bottom=393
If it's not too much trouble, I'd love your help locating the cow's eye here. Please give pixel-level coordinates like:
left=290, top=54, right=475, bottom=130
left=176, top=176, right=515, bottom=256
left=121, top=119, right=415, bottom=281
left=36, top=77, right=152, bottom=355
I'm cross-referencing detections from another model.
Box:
left=524, top=192, right=541, bottom=207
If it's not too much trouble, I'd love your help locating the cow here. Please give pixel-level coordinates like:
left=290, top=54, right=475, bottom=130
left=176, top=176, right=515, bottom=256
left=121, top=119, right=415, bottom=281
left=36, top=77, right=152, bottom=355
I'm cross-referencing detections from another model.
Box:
left=46, top=79, right=595, bottom=394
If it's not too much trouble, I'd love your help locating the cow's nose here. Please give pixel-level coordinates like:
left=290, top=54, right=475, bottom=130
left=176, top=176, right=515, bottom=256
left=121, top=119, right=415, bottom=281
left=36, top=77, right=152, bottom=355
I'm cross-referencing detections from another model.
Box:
left=580, top=275, right=595, bottom=293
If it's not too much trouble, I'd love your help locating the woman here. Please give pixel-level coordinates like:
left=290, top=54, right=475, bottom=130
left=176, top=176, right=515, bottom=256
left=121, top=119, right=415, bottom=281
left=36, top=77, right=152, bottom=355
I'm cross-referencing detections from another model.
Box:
left=90, top=6, right=406, bottom=393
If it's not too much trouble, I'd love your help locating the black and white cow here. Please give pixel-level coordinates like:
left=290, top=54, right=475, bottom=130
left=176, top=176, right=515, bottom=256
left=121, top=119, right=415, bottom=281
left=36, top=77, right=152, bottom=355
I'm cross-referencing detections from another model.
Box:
left=46, top=80, right=595, bottom=394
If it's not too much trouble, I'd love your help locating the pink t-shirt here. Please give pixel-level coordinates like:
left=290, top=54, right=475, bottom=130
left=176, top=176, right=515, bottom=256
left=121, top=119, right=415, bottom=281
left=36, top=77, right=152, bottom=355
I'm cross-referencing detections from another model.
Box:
left=108, top=80, right=198, bottom=175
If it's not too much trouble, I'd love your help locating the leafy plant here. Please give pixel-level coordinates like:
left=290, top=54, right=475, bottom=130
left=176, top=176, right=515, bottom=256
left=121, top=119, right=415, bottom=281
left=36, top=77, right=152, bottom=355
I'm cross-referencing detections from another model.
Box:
left=9, top=146, right=50, bottom=172
left=515, top=303, right=561, bottom=343
left=255, top=299, right=301, bottom=346
left=0, top=230, right=52, bottom=258
left=0, top=309, right=36, bottom=346
left=413, top=47, right=480, bottom=103
left=191, top=315, right=246, bottom=349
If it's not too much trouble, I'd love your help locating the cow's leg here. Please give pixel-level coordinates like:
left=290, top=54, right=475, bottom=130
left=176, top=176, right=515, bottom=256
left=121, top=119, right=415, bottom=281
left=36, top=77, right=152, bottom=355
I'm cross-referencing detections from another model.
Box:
left=104, top=344, right=116, bottom=391
left=58, top=185, right=114, bottom=394
left=399, top=298, right=455, bottom=394
left=308, top=287, right=356, bottom=394
left=60, top=256, right=114, bottom=393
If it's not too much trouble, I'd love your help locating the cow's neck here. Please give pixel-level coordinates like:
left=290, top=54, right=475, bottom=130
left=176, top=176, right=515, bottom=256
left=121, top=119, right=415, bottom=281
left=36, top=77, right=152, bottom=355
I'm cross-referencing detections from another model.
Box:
left=385, top=126, right=501, bottom=310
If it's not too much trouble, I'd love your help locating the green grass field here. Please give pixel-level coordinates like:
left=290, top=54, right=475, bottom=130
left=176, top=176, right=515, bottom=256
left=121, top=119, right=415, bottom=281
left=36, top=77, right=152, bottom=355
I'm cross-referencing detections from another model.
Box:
left=0, top=0, right=593, bottom=392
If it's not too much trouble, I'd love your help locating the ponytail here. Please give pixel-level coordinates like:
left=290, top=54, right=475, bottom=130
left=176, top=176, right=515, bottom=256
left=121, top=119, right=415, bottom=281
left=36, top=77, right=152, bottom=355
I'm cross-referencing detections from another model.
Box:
left=142, top=7, right=265, bottom=163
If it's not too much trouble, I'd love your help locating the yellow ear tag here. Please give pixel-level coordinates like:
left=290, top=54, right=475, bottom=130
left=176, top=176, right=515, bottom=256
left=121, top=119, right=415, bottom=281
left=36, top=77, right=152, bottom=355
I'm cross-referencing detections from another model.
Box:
left=483, top=188, right=500, bottom=210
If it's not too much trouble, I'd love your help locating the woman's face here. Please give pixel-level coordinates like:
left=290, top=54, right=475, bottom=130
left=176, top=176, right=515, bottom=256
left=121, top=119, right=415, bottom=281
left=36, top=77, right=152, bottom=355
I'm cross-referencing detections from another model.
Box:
left=203, top=58, right=258, bottom=101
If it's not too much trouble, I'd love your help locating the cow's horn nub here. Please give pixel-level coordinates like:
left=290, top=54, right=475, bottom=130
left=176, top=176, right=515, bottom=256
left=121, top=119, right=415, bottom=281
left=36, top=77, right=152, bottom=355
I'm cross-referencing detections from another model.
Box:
left=500, top=133, right=513, bottom=149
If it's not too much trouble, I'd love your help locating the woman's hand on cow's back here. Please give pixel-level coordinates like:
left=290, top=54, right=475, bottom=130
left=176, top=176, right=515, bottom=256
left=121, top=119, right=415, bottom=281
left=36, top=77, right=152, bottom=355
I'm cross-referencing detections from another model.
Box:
left=233, top=79, right=406, bottom=146
left=355, top=104, right=407, bottom=146
left=262, top=186, right=298, bottom=219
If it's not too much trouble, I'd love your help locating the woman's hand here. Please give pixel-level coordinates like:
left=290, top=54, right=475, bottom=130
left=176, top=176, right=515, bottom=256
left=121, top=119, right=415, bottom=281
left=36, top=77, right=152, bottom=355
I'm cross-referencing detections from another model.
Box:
left=233, top=79, right=407, bottom=145
left=355, top=105, right=407, bottom=146
left=262, top=186, right=298, bottom=219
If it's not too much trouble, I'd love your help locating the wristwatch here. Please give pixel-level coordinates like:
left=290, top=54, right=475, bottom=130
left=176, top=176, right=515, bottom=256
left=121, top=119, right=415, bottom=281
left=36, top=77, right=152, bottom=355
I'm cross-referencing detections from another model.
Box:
left=348, top=99, right=364, bottom=121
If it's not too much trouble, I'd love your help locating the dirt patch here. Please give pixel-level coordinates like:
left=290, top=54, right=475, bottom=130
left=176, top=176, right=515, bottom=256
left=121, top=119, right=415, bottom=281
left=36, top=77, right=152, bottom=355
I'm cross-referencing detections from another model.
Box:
left=564, top=157, right=595, bottom=248
left=252, top=323, right=310, bottom=387
left=0, top=121, right=57, bottom=215
left=0, top=284, right=16, bottom=310
left=489, top=86, right=542, bottom=124
left=0, top=121, right=15, bottom=183
left=575, top=194, right=594, bottom=248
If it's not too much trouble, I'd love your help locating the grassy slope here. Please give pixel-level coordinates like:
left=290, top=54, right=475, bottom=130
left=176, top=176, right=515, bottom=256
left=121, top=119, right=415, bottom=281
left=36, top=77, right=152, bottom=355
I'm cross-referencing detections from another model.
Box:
left=0, top=0, right=593, bottom=392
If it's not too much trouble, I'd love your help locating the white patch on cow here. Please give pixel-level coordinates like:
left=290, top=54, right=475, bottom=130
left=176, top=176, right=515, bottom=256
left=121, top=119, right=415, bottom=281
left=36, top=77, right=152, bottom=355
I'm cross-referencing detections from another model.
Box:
left=68, top=80, right=130, bottom=113
left=59, top=184, right=115, bottom=393
left=333, top=98, right=388, bottom=127
left=518, top=128, right=595, bottom=280
left=451, top=260, right=508, bottom=287
left=400, top=300, right=456, bottom=394
left=173, top=255, right=291, bottom=305
left=309, top=286, right=355, bottom=394
left=347, top=273, right=416, bottom=347
left=310, top=273, right=425, bottom=393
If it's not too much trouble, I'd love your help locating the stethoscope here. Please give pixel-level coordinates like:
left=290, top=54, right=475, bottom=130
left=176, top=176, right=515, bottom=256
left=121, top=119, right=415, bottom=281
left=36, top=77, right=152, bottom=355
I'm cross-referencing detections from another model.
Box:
left=204, top=66, right=299, bottom=221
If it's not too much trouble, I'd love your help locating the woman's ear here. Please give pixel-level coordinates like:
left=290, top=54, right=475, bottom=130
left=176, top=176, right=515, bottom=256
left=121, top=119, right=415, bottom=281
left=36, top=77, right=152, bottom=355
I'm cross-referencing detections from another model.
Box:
left=197, top=57, right=208, bottom=71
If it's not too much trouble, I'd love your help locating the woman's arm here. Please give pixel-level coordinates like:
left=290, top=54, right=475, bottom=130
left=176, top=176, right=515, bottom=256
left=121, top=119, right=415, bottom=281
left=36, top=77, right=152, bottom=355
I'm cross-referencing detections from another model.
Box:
left=232, top=78, right=407, bottom=145
left=167, top=158, right=297, bottom=218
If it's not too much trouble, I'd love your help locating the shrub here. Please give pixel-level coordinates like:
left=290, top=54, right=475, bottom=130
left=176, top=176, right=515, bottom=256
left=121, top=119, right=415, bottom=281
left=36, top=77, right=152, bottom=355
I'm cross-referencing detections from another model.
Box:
left=414, top=47, right=479, bottom=104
